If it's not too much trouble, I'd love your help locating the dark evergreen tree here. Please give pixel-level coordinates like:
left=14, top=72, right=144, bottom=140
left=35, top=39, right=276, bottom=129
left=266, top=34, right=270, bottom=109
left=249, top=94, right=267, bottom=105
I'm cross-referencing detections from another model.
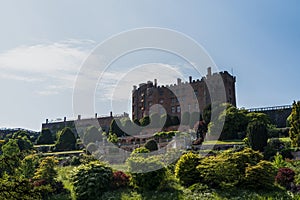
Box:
left=144, top=139, right=158, bottom=152
left=140, top=116, right=150, bottom=127
left=54, top=127, right=76, bottom=151
left=289, top=101, right=300, bottom=147
left=36, top=128, right=54, bottom=145
left=109, top=119, right=125, bottom=137
left=83, top=126, right=101, bottom=145
left=247, top=121, right=268, bottom=152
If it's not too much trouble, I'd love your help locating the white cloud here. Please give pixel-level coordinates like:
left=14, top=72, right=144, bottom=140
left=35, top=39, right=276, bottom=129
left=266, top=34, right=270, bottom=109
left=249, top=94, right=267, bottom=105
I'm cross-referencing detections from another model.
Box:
left=96, top=63, right=184, bottom=101
left=0, top=39, right=95, bottom=95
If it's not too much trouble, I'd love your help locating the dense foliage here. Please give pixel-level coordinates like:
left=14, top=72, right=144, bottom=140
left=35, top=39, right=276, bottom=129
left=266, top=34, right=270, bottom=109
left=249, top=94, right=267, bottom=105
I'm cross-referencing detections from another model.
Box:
left=54, top=127, right=77, bottom=151
left=83, top=126, right=102, bottom=146
left=144, top=139, right=158, bottom=151
left=196, top=148, right=271, bottom=189
left=174, top=152, right=201, bottom=186
left=71, top=161, right=113, bottom=200
left=36, top=128, right=54, bottom=145
left=289, top=101, right=300, bottom=147
left=246, top=121, right=268, bottom=151
left=275, top=167, right=295, bottom=189
left=127, top=156, right=167, bottom=191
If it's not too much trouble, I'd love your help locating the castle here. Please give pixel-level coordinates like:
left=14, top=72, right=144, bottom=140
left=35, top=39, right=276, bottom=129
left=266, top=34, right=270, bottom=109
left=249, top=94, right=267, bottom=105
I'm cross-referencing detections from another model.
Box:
left=132, top=67, right=236, bottom=120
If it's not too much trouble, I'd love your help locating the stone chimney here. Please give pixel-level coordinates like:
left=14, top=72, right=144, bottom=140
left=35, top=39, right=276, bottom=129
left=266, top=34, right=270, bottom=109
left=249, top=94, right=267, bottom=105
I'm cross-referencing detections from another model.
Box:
left=110, top=111, right=113, bottom=117
left=189, top=76, right=192, bottom=83
left=207, top=67, right=212, bottom=77
left=46, top=119, right=48, bottom=124
left=95, top=113, right=97, bottom=118
left=64, top=117, right=66, bottom=122
left=78, top=115, right=81, bottom=120
left=177, top=78, right=182, bottom=85
left=154, top=79, right=157, bottom=87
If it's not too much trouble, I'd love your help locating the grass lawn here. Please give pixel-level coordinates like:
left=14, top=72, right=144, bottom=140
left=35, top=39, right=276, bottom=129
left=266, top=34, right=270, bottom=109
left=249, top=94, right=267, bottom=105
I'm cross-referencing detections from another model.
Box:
left=34, top=144, right=55, bottom=148
left=202, top=139, right=244, bottom=145
left=42, top=150, right=84, bottom=156
left=279, top=137, right=291, bottom=143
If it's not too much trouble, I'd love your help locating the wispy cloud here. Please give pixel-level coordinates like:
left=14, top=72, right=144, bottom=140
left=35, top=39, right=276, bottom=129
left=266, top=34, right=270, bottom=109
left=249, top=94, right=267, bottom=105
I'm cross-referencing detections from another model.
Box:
left=0, top=39, right=95, bottom=95
left=96, top=63, right=184, bottom=101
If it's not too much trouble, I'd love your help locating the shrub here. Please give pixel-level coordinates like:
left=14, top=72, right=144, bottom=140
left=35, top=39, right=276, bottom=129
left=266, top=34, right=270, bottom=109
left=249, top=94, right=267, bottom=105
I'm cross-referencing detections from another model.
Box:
left=33, top=156, right=58, bottom=184
left=112, top=171, right=130, bottom=189
left=131, top=147, right=150, bottom=156
left=86, top=142, right=98, bottom=154
left=196, top=155, right=240, bottom=189
left=83, top=126, right=102, bottom=145
left=247, top=121, right=268, bottom=152
left=71, top=161, right=113, bottom=200
left=19, top=154, right=39, bottom=179
left=175, top=152, right=201, bottom=186
left=144, top=139, right=158, bottom=151
left=54, top=127, right=76, bottom=151
left=36, top=128, right=54, bottom=145
left=127, top=156, right=167, bottom=191
left=275, top=167, right=295, bottom=189
left=195, top=148, right=263, bottom=189
left=243, top=160, right=277, bottom=189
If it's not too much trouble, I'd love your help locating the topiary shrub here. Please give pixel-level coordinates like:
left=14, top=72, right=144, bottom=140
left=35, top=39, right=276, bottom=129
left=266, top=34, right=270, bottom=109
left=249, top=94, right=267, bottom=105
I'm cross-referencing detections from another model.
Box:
left=36, top=128, right=54, bottom=145
left=144, top=139, right=158, bottom=152
left=131, top=147, right=150, bottom=156
left=247, top=121, right=268, bottom=152
left=275, top=167, right=295, bottom=190
left=54, top=127, right=76, bottom=151
left=86, top=142, right=98, bottom=154
left=127, top=156, right=167, bottom=191
left=195, top=148, right=264, bottom=189
left=196, top=154, right=240, bottom=189
left=175, top=152, right=201, bottom=186
left=112, top=171, right=130, bottom=189
left=71, top=161, right=113, bottom=200
left=243, top=160, right=277, bottom=189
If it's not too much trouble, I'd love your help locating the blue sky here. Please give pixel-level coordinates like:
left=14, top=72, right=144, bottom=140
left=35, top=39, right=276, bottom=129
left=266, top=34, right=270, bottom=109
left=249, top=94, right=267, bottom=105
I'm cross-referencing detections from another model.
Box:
left=0, top=0, right=299, bottom=130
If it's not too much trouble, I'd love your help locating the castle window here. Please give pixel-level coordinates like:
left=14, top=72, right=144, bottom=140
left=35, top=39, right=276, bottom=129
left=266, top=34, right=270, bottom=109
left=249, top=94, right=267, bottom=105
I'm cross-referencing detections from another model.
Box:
left=159, top=89, right=164, bottom=96
left=171, top=106, right=175, bottom=113
left=194, top=90, right=199, bottom=97
left=171, top=98, right=176, bottom=104
left=176, top=106, right=181, bottom=113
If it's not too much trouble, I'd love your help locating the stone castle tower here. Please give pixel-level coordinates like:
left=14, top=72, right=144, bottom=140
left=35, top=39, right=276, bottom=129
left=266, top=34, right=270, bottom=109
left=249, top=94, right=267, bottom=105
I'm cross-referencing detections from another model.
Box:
left=132, top=67, right=236, bottom=120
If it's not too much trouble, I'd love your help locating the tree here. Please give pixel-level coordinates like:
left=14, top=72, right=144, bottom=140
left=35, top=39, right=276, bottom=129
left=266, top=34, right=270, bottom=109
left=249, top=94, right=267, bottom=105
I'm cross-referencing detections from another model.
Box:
left=247, top=112, right=270, bottom=125
left=246, top=121, right=268, bottom=152
left=83, top=126, right=102, bottom=145
left=289, top=101, right=300, bottom=147
left=208, top=104, right=248, bottom=140
left=71, top=161, right=113, bottom=200
left=144, top=139, right=158, bottom=151
left=54, top=127, right=76, bottom=151
left=36, top=128, right=54, bottom=145
left=0, top=140, right=21, bottom=176
left=19, top=154, right=39, bottom=179
left=140, top=116, right=150, bottom=127
left=34, top=156, right=58, bottom=184
left=1, top=139, right=20, bottom=157
left=109, top=119, right=125, bottom=137
left=160, top=114, right=172, bottom=128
